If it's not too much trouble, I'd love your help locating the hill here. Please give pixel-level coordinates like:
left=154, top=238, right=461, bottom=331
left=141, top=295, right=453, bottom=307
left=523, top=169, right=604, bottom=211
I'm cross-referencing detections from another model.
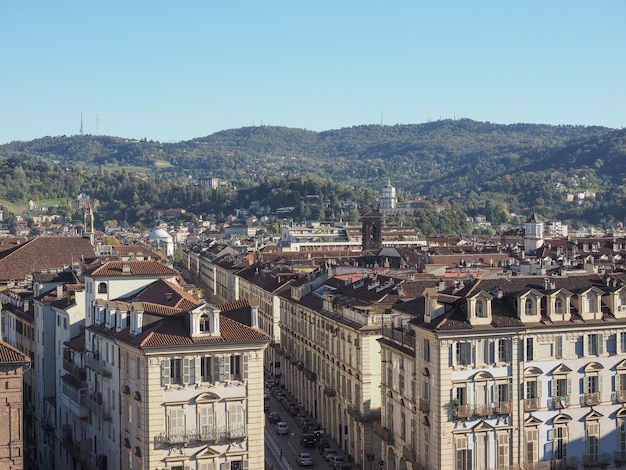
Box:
left=1, top=119, right=625, bottom=229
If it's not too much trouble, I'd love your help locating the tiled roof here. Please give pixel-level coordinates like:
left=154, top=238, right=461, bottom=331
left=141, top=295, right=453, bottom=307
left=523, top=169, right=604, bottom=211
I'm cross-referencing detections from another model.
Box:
left=123, top=279, right=202, bottom=312
left=0, top=340, right=30, bottom=363
left=64, top=335, right=85, bottom=352
left=85, top=260, right=179, bottom=277
left=0, top=236, right=96, bottom=283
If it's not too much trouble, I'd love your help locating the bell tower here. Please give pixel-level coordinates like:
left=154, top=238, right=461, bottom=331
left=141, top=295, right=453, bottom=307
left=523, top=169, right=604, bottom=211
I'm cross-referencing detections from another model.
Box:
left=361, top=210, right=383, bottom=252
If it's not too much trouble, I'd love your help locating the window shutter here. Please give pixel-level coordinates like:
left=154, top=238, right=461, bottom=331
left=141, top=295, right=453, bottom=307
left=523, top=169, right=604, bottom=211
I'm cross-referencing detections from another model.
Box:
left=195, top=356, right=201, bottom=383
left=555, top=335, right=563, bottom=359
left=450, top=344, right=455, bottom=367
left=618, top=333, right=623, bottom=354
left=599, top=375, right=603, bottom=393
left=537, top=379, right=542, bottom=398
left=161, top=359, right=171, bottom=386
left=507, top=339, right=513, bottom=362
left=488, top=340, right=495, bottom=363
left=183, top=357, right=191, bottom=384
left=417, top=338, right=422, bottom=360
left=567, top=378, right=572, bottom=396
left=495, top=384, right=500, bottom=403
left=242, top=354, right=249, bottom=381
left=470, top=343, right=475, bottom=365
left=214, top=356, right=221, bottom=381
left=583, top=376, right=589, bottom=394
left=223, top=355, right=231, bottom=381
left=583, top=335, right=588, bottom=356
left=507, top=383, right=513, bottom=401
left=598, top=334, right=604, bottom=355
left=547, top=429, right=553, bottom=441
left=243, top=460, right=249, bottom=470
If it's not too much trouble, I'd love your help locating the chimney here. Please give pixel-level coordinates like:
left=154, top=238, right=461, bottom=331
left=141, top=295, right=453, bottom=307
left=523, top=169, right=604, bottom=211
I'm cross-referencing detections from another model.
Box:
left=56, top=284, right=63, bottom=300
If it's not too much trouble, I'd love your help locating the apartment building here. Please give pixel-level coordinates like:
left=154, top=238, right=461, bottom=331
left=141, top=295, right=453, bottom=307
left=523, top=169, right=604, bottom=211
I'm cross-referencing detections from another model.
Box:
left=0, top=340, right=30, bottom=470
left=380, top=273, right=626, bottom=470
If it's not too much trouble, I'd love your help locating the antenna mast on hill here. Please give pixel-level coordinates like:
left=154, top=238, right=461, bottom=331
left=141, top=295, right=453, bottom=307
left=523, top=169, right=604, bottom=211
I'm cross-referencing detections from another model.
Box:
left=96, top=113, right=99, bottom=135
left=80, top=112, right=84, bottom=135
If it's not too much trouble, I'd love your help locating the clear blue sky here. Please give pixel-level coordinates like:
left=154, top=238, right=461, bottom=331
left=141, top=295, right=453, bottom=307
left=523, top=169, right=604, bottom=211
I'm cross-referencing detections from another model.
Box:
left=1, top=1, right=624, bottom=144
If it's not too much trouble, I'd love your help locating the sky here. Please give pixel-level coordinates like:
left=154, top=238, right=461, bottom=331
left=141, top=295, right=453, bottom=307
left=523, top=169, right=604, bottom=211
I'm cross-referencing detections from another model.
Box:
left=1, top=1, right=624, bottom=144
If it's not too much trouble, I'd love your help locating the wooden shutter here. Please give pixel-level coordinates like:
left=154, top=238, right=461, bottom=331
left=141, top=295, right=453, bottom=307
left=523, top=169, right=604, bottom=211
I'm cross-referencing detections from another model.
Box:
left=161, top=359, right=171, bottom=386
left=242, top=354, right=249, bottom=381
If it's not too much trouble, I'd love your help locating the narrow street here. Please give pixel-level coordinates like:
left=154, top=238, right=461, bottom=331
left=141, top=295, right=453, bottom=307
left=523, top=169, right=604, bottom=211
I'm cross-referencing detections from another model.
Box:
left=264, top=383, right=351, bottom=469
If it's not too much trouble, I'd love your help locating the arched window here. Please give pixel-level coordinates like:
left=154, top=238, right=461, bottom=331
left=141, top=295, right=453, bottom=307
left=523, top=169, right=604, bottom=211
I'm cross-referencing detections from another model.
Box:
left=587, top=296, right=596, bottom=312
left=555, top=297, right=563, bottom=314
left=98, top=282, right=108, bottom=294
left=525, top=299, right=533, bottom=315
left=199, top=314, right=211, bottom=332
left=476, top=300, right=484, bottom=317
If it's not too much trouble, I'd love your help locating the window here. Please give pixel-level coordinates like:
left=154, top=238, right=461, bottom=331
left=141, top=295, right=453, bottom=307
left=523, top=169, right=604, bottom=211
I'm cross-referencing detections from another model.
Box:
left=199, top=314, right=211, bottom=332
left=422, top=339, right=430, bottom=362
left=555, top=335, right=564, bottom=359
left=497, top=339, right=511, bottom=363
left=525, top=428, right=538, bottom=465
left=619, top=416, right=626, bottom=461
left=198, top=404, right=214, bottom=439
left=585, top=421, right=600, bottom=463
left=525, top=298, right=533, bottom=315
left=228, top=402, right=245, bottom=437
left=230, top=354, right=248, bottom=381
left=552, top=426, right=568, bottom=460
left=586, top=334, right=604, bottom=356
left=455, top=436, right=472, bottom=470
left=555, top=297, right=564, bottom=314
left=587, top=296, right=597, bottom=313
left=167, top=407, right=185, bottom=439
left=475, top=433, right=488, bottom=469
left=497, top=431, right=511, bottom=468
left=475, top=300, right=485, bottom=317
left=161, top=358, right=194, bottom=386
left=454, top=342, right=473, bottom=367
left=619, top=332, right=626, bottom=354
left=200, top=356, right=213, bottom=382
left=98, top=282, right=107, bottom=294
left=526, top=338, right=534, bottom=361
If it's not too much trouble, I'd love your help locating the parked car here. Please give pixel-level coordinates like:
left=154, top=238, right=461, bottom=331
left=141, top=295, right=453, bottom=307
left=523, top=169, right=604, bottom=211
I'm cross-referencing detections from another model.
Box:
left=322, top=447, right=337, bottom=461
left=300, top=432, right=316, bottom=448
left=297, top=452, right=314, bottom=466
left=268, top=411, right=281, bottom=423
left=329, top=455, right=347, bottom=468
left=317, top=438, right=331, bottom=451
left=275, top=421, right=289, bottom=435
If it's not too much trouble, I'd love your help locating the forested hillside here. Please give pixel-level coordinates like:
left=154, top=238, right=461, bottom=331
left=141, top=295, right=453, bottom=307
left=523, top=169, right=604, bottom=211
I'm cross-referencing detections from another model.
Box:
left=1, top=119, right=625, bottom=233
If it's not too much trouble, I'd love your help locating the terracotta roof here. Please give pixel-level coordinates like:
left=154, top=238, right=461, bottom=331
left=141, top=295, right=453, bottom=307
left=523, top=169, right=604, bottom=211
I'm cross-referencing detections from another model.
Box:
left=0, top=340, right=30, bottom=363
left=64, top=335, right=85, bottom=352
left=123, top=279, right=202, bottom=312
left=85, top=260, right=179, bottom=277
left=0, top=236, right=96, bottom=283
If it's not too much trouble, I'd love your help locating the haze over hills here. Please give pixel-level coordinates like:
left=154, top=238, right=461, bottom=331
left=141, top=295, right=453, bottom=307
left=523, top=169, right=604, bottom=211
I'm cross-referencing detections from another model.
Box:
left=1, top=119, right=626, bottom=229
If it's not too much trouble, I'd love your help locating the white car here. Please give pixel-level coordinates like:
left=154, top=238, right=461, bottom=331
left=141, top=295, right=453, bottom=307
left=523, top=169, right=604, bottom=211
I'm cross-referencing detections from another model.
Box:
left=298, top=452, right=314, bottom=466
left=275, top=421, right=289, bottom=435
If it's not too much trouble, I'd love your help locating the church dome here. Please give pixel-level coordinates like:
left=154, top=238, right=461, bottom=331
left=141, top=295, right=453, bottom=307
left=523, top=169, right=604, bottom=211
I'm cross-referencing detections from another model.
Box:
left=148, top=228, right=173, bottom=242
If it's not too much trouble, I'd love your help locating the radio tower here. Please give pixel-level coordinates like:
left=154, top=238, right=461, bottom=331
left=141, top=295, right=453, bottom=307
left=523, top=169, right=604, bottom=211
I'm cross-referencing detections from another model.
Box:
left=80, top=112, right=84, bottom=135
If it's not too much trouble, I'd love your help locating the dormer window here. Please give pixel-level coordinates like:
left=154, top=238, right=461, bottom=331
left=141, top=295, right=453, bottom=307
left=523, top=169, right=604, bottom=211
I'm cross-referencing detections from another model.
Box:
left=476, top=301, right=485, bottom=318
left=200, top=314, right=211, bottom=332
left=587, top=296, right=597, bottom=313
left=525, top=299, right=534, bottom=315
left=555, top=297, right=564, bottom=314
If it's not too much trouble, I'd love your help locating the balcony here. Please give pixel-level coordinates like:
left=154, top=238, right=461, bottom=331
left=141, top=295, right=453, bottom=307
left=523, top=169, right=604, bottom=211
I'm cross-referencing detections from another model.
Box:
left=304, top=369, right=317, bottom=381
left=61, top=426, right=90, bottom=463
left=83, top=391, right=112, bottom=421
left=583, top=453, right=610, bottom=468
left=473, top=402, right=492, bottom=417
left=85, top=353, right=112, bottom=378
left=614, top=451, right=626, bottom=466
left=584, top=392, right=601, bottom=406
left=155, top=425, right=247, bottom=446
left=495, top=401, right=512, bottom=415
left=453, top=404, right=472, bottom=419
left=524, top=397, right=541, bottom=412
left=403, top=445, right=416, bottom=463
left=615, top=390, right=626, bottom=404
left=63, top=359, right=86, bottom=381
left=419, top=398, right=430, bottom=413
left=551, top=396, right=570, bottom=409
left=324, top=386, right=337, bottom=397
left=373, top=422, right=394, bottom=444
